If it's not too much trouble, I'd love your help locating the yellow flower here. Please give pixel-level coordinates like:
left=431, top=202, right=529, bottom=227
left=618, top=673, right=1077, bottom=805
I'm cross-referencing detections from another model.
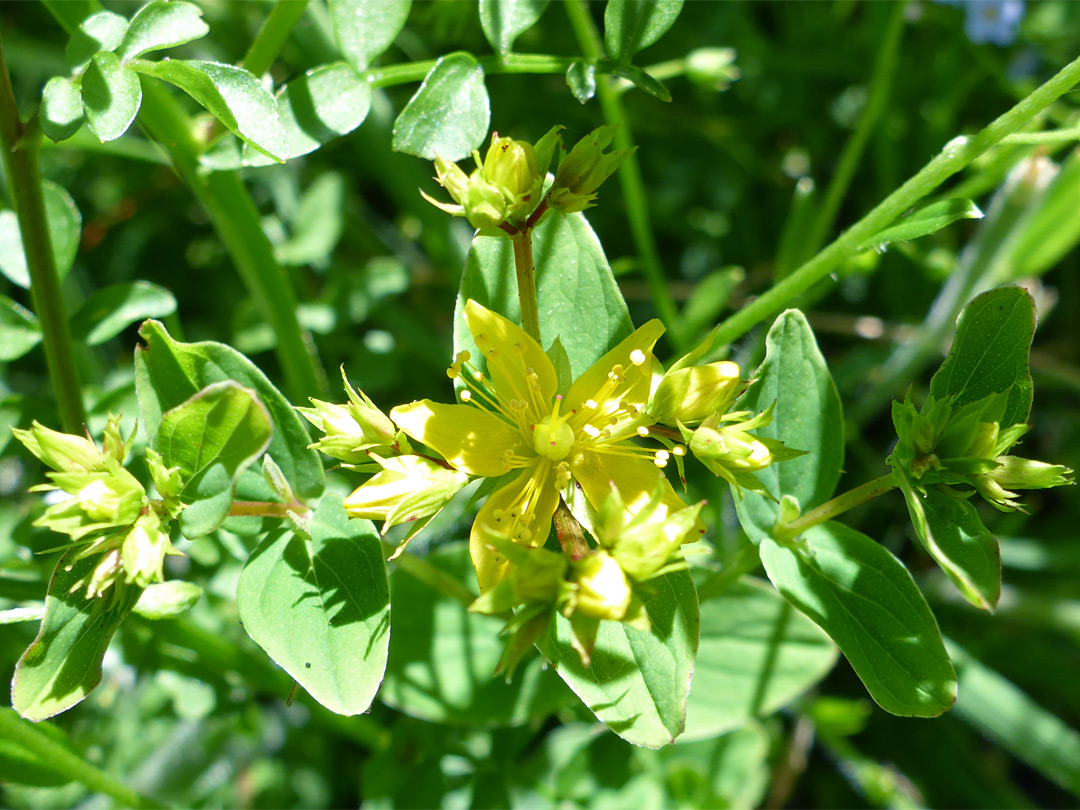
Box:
left=390, top=300, right=698, bottom=591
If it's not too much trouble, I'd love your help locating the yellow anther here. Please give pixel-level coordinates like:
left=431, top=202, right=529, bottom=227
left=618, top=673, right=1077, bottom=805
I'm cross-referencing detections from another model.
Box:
left=472, top=371, right=483, bottom=381
left=636, top=426, right=650, bottom=437
left=512, top=342, right=526, bottom=356
left=493, top=509, right=505, bottom=522
left=629, top=349, right=646, bottom=366
left=582, top=424, right=601, bottom=438
left=585, top=399, right=598, bottom=410
left=456, top=350, right=471, bottom=363
left=672, top=445, right=686, bottom=456
left=460, top=390, right=472, bottom=402
left=447, top=366, right=460, bottom=379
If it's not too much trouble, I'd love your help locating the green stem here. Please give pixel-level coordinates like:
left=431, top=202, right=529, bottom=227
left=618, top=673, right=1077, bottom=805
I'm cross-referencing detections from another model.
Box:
left=511, top=231, right=541, bottom=342
left=696, top=542, right=762, bottom=600
left=228, top=500, right=306, bottom=519
left=803, top=2, right=906, bottom=259
left=775, top=473, right=897, bottom=542
left=0, top=38, right=86, bottom=432
left=1001, top=126, right=1080, bottom=144
left=709, top=52, right=1080, bottom=349
left=368, top=53, right=595, bottom=89
left=563, top=0, right=684, bottom=349
left=381, top=541, right=476, bottom=608
left=135, top=81, right=327, bottom=399
left=0, top=709, right=163, bottom=809
left=241, top=0, right=309, bottom=76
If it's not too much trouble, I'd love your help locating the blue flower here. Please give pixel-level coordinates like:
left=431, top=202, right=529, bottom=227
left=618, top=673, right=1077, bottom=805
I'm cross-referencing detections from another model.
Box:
left=964, top=0, right=1024, bottom=46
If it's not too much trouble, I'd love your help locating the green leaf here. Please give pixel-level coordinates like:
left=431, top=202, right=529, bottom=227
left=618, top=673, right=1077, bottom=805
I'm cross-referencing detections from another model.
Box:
left=70, top=281, right=177, bottom=346
left=929, top=285, right=1036, bottom=430
left=566, top=60, right=597, bottom=104
left=155, top=381, right=272, bottom=538
left=683, top=577, right=838, bottom=741
left=0, top=296, right=42, bottom=361
left=237, top=497, right=390, bottom=716
left=480, top=0, right=550, bottom=53
left=130, top=59, right=288, bottom=162
left=329, top=0, right=412, bottom=71
left=0, top=180, right=82, bottom=289
left=856, top=198, right=983, bottom=252
left=117, top=0, right=209, bottom=59
left=273, top=172, right=346, bottom=267
left=391, top=52, right=490, bottom=162
left=66, top=10, right=128, bottom=72
left=658, top=723, right=771, bottom=809
left=734, top=309, right=844, bottom=542
left=380, top=542, right=570, bottom=725
left=244, top=62, right=370, bottom=166
left=604, top=0, right=684, bottom=63
left=82, top=51, right=142, bottom=142
left=538, top=568, right=699, bottom=748
left=455, top=212, right=633, bottom=380
left=950, top=641, right=1080, bottom=799
left=612, top=64, right=671, bottom=102
left=1006, top=150, right=1080, bottom=279
left=40, top=76, right=84, bottom=142
left=132, top=580, right=203, bottom=619
left=134, top=319, right=325, bottom=501
left=759, top=522, right=956, bottom=717
left=11, top=551, right=143, bottom=721
left=897, top=472, right=1000, bottom=611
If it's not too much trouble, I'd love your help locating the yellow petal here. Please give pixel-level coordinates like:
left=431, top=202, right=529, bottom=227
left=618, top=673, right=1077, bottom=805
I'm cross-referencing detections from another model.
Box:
left=471, top=464, right=560, bottom=592
left=571, top=450, right=703, bottom=537
left=391, top=400, right=529, bottom=478
left=566, top=319, right=665, bottom=416
left=464, top=300, right=557, bottom=413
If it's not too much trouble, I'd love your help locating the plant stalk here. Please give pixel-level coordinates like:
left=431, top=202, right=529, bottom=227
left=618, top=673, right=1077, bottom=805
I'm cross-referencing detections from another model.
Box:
left=511, top=230, right=542, bottom=342
left=241, top=0, right=309, bottom=77
left=710, top=52, right=1080, bottom=348
left=0, top=37, right=86, bottom=432
left=0, top=709, right=163, bottom=809
left=775, top=473, right=897, bottom=542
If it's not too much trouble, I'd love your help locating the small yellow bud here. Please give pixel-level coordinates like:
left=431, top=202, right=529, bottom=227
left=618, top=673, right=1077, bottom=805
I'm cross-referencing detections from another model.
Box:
left=573, top=551, right=632, bottom=621
left=650, top=361, right=742, bottom=425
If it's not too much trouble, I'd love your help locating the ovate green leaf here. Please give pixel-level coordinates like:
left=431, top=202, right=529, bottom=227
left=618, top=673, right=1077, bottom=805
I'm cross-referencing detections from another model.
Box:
left=117, top=1, right=209, bottom=59
left=71, top=281, right=177, bottom=346
left=66, top=10, right=128, bottom=72
left=380, top=542, right=570, bottom=725
left=0, top=296, right=42, bottom=361
left=897, top=471, right=1000, bottom=611
left=0, top=181, right=82, bottom=289
left=566, top=61, right=597, bottom=104
left=604, top=0, right=685, bottom=63
left=456, top=212, right=633, bottom=379
left=130, top=59, right=288, bottom=162
left=11, top=551, right=143, bottom=721
left=683, top=577, right=838, bottom=741
left=82, top=51, right=142, bottom=142
left=40, top=77, right=84, bottom=142
left=392, top=52, right=489, bottom=161
left=134, top=319, right=325, bottom=501
left=480, top=0, right=550, bottom=53
left=735, top=309, right=844, bottom=542
left=929, top=285, right=1036, bottom=430
left=245, top=63, right=370, bottom=166
left=329, top=0, right=411, bottom=71
left=237, top=497, right=390, bottom=716
left=856, top=198, right=983, bottom=252
left=539, top=568, right=699, bottom=748
left=760, top=522, right=956, bottom=717
left=155, top=381, right=272, bottom=537
left=612, top=63, right=671, bottom=101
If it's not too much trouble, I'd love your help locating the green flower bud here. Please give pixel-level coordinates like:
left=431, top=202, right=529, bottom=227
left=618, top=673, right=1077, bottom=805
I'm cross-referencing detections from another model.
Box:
left=685, top=47, right=740, bottom=91
left=573, top=551, right=632, bottom=621
left=650, top=360, right=742, bottom=426
left=121, top=513, right=176, bottom=588
left=343, top=454, right=469, bottom=533
left=12, top=421, right=107, bottom=473
left=299, top=368, right=408, bottom=464
left=37, top=469, right=146, bottom=540
left=482, top=135, right=542, bottom=213
left=976, top=456, right=1074, bottom=511
left=548, top=124, right=635, bottom=214
left=462, top=176, right=511, bottom=231
left=146, top=448, right=184, bottom=503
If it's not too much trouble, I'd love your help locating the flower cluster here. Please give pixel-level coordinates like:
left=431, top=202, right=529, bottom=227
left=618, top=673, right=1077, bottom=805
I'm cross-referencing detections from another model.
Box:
left=889, top=392, right=1073, bottom=510
left=309, top=300, right=800, bottom=666
left=423, top=124, right=633, bottom=233
left=13, top=417, right=183, bottom=601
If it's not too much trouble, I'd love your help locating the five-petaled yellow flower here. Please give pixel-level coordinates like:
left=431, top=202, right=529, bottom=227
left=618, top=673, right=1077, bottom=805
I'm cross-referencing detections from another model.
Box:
left=389, top=300, right=699, bottom=591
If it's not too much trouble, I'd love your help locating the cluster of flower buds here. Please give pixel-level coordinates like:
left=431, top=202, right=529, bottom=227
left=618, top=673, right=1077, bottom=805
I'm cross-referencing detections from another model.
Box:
left=648, top=357, right=804, bottom=498
left=422, top=123, right=634, bottom=233
left=470, top=483, right=704, bottom=672
left=298, top=367, right=412, bottom=468
left=890, top=393, right=1073, bottom=510
left=13, top=417, right=182, bottom=600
